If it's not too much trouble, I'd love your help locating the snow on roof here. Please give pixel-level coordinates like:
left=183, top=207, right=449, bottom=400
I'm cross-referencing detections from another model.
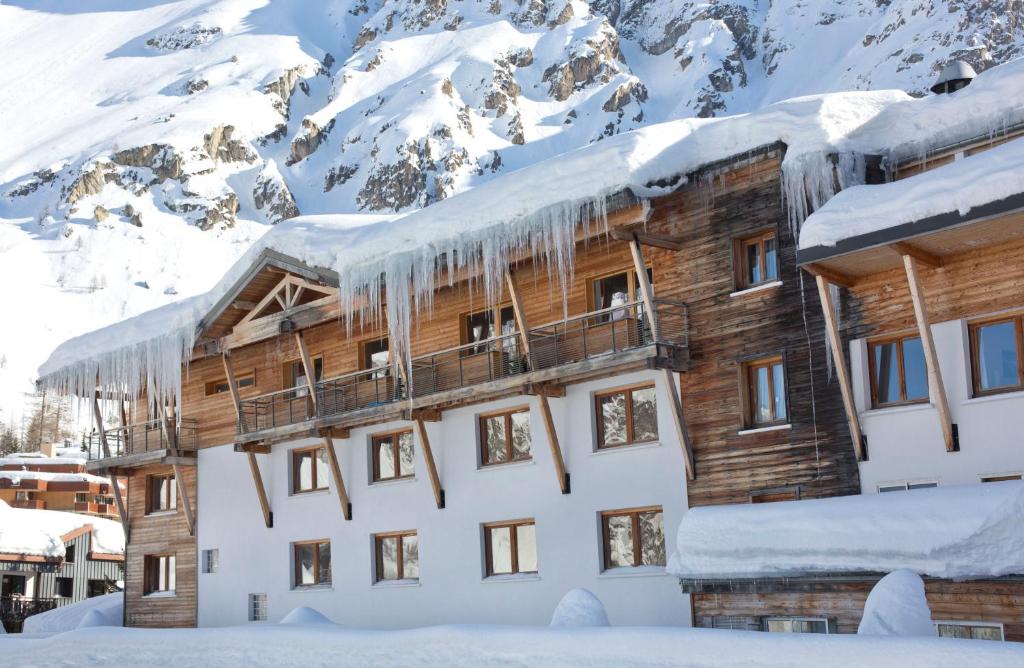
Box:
left=0, top=453, right=87, bottom=467
left=0, top=500, right=124, bottom=560
left=37, top=58, right=1024, bottom=410
left=0, top=469, right=114, bottom=487
left=667, top=482, right=1024, bottom=581
left=799, top=134, right=1024, bottom=249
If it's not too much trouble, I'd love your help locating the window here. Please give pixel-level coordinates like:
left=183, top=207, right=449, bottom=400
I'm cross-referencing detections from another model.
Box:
left=1, top=574, right=26, bottom=597
left=361, top=338, right=390, bottom=379
left=601, top=507, right=665, bottom=569
left=202, top=549, right=219, bottom=574
left=936, top=621, right=1004, bottom=641
left=283, top=357, right=323, bottom=393
left=869, top=334, right=928, bottom=407
left=878, top=481, right=937, bottom=493
left=146, top=473, right=177, bottom=514
left=464, top=305, right=517, bottom=352
left=292, top=446, right=329, bottom=493
left=371, top=430, right=415, bottom=482
left=293, top=540, right=331, bottom=587
left=375, top=531, right=419, bottom=583
left=743, top=356, right=787, bottom=427
left=484, top=520, right=537, bottom=576
left=249, top=593, right=268, bottom=622
left=982, top=474, right=1022, bottom=483
left=595, top=384, right=658, bottom=449
left=588, top=268, right=654, bottom=319
left=970, top=316, right=1024, bottom=396
left=75, top=492, right=88, bottom=504
left=764, top=617, right=831, bottom=634
left=144, top=554, right=176, bottom=594
left=14, top=490, right=30, bottom=501
left=55, top=577, right=73, bottom=598
left=87, top=580, right=109, bottom=598
left=735, top=230, right=779, bottom=289
left=480, top=407, right=531, bottom=465
left=205, top=373, right=255, bottom=396
left=65, top=544, right=76, bottom=563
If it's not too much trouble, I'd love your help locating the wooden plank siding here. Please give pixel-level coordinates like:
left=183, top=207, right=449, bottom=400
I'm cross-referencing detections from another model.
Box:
left=123, top=463, right=197, bottom=628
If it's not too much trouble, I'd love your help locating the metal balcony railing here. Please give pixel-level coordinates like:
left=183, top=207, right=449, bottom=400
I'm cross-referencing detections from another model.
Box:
left=86, top=418, right=199, bottom=459
left=235, top=300, right=688, bottom=435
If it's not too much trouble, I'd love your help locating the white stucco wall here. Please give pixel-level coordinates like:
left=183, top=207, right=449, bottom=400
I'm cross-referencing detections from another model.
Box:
left=852, top=319, right=1024, bottom=492
left=197, top=370, right=691, bottom=628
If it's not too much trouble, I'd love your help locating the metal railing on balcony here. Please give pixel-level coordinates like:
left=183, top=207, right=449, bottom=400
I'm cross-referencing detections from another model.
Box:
left=235, top=299, right=688, bottom=435
left=86, top=418, right=199, bottom=459
left=1, top=597, right=60, bottom=633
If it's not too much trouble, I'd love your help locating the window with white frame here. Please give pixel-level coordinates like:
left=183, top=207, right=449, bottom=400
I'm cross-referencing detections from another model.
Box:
left=202, top=549, right=219, bottom=574
left=877, top=481, right=937, bottom=493
left=248, top=593, right=267, bottom=622
left=764, top=617, right=831, bottom=634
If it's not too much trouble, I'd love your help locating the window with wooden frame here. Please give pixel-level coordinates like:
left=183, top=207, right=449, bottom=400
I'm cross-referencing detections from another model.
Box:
left=734, top=230, right=779, bottom=290
left=145, top=473, right=177, bottom=514
left=204, top=372, right=255, bottom=396
left=360, top=337, right=390, bottom=379
left=868, top=333, right=927, bottom=408
left=484, top=519, right=537, bottom=576
left=595, top=384, right=658, bottom=449
left=283, top=356, right=323, bottom=393
left=601, top=506, right=665, bottom=569
left=749, top=487, right=799, bottom=504
left=374, top=531, right=419, bottom=582
left=144, top=554, right=176, bottom=594
left=587, top=267, right=654, bottom=320
left=371, top=429, right=415, bottom=482
left=742, top=356, right=787, bottom=427
left=935, top=621, right=1004, bottom=641
left=463, top=305, right=517, bottom=353
left=291, top=445, right=329, bottom=493
left=479, top=407, right=531, bottom=466
left=764, top=617, right=831, bottom=634
left=293, top=539, right=331, bottom=587
left=969, top=315, right=1024, bottom=396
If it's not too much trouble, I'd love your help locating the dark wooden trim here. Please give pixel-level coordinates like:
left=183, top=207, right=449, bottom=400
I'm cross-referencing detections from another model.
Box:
left=594, top=383, right=658, bottom=449
left=479, top=406, right=532, bottom=466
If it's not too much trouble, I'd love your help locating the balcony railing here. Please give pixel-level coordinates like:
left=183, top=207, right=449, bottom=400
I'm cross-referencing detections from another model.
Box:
left=236, top=300, right=688, bottom=435
left=1, top=597, right=60, bottom=633
left=86, top=418, right=199, bottom=460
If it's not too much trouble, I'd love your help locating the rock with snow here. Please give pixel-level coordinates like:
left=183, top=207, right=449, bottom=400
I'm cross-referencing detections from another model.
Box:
left=858, top=570, right=936, bottom=638
left=550, top=589, right=610, bottom=628
left=280, top=606, right=333, bottom=625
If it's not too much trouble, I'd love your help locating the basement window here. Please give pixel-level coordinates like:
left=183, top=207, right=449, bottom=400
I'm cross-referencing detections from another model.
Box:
left=935, top=621, right=1004, bottom=641
left=248, top=593, right=267, bottom=622
left=877, top=481, right=938, bottom=493
left=764, top=617, right=832, bottom=634
left=202, top=549, right=219, bottom=574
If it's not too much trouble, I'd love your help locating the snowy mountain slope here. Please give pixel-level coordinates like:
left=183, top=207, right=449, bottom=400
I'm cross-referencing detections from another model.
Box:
left=1, top=0, right=1022, bottom=422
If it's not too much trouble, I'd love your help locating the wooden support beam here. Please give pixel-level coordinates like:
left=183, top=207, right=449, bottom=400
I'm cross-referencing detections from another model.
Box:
left=902, top=254, right=956, bottom=452
left=318, top=426, right=351, bottom=440
left=610, top=227, right=685, bottom=251
left=234, top=442, right=272, bottom=454
left=505, top=268, right=533, bottom=362
left=172, top=462, right=196, bottom=536
left=247, top=451, right=273, bottom=528
left=222, top=352, right=243, bottom=421
left=815, top=275, right=866, bottom=461
left=92, top=394, right=129, bottom=538
left=412, top=418, right=445, bottom=509
left=523, top=382, right=566, bottom=398
left=295, top=331, right=318, bottom=414
left=629, top=235, right=661, bottom=340
left=803, top=262, right=855, bottom=289
left=231, top=300, right=257, bottom=311
left=536, top=393, right=570, bottom=494
left=891, top=241, right=942, bottom=269
left=322, top=436, right=352, bottom=521
left=403, top=408, right=442, bottom=422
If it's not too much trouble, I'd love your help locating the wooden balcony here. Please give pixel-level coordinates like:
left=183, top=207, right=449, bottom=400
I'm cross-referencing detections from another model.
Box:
left=74, top=501, right=116, bottom=516
left=84, top=418, right=199, bottom=474
left=235, top=300, right=689, bottom=445
left=8, top=499, right=46, bottom=510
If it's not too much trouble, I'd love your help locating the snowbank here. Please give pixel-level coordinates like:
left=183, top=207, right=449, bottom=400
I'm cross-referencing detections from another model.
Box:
left=22, top=593, right=123, bottom=634
left=858, top=570, right=935, bottom=637
left=800, top=135, right=1024, bottom=249
left=36, top=58, right=1024, bottom=412
left=280, top=607, right=333, bottom=625
left=668, top=482, right=1024, bottom=580
left=550, top=589, right=610, bottom=628
left=0, top=501, right=124, bottom=560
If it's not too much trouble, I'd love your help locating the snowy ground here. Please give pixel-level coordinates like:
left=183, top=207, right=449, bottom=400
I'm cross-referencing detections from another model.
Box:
left=2, top=623, right=1021, bottom=667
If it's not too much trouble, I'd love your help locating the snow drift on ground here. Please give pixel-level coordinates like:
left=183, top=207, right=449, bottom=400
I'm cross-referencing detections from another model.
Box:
left=0, top=499, right=124, bottom=559
left=280, top=606, right=333, bottom=626
left=668, top=481, right=1024, bottom=580
left=550, top=588, right=610, bottom=628
left=22, top=593, right=123, bottom=634
left=3, top=621, right=1022, bottom=667
left=858, top=570, right=935, bottom=638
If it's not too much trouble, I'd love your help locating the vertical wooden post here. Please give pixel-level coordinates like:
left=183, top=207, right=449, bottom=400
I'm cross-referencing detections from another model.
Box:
left=413, top=417, right=444, bottom=509
left=537, top=394, right=570, bottom=494
left=222, top=352, right=243, bottom=420
left=295, top=331, right=318, bottom=414
left=629, top=235, right=695, bottom=480
left=247, top=450, right=273, bottom=528
left=92, top=393, right=129, bottom=538
left=902, top=255, right=956, bottom=452
left=322, top=435, right=352, bottom=520
left=815, top=275, right=866, bottom=461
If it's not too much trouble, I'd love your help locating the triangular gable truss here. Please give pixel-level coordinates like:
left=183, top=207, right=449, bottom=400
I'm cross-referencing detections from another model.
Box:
left=236, top=273, right=338, bottom=328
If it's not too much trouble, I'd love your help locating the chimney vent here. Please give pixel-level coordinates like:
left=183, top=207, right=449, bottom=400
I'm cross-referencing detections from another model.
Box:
left=931, top=60, right=977, bottom=95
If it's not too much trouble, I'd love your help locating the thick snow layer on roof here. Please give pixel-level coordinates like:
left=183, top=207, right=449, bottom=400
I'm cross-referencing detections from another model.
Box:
left=0, top=469, right=113, bottom=487
left=668, top=482, right=1024, bottom=580
left=22, top=593, right=123, bottom=635
left=37, top=58, right=1024, bottom=410
left=0, top=454, right=85, bottom=467
left=0, top=500, right=124, bottom=559
left=3, top=619, right=1023, bottom=666
left=800, top=135, right=1024, bottom=249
